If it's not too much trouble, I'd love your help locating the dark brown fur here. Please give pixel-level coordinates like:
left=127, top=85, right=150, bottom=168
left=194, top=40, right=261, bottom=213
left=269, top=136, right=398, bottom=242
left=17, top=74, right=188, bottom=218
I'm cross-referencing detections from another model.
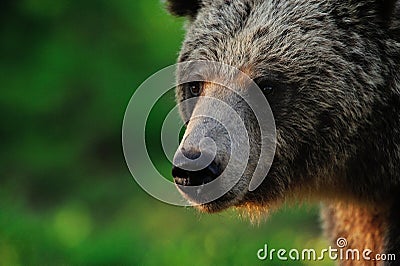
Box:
left=165, top=0, right=400, bottom=264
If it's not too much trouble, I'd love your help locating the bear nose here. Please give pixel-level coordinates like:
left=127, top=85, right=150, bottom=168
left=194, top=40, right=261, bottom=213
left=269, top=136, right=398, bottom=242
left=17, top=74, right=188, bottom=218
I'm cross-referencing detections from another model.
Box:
left=172, top=149, right=222, bottom=186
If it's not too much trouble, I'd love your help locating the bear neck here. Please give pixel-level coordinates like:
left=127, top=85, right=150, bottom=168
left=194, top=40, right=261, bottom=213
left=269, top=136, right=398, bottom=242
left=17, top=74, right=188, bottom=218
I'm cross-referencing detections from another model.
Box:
left=322, top=198, right=400, bottom=265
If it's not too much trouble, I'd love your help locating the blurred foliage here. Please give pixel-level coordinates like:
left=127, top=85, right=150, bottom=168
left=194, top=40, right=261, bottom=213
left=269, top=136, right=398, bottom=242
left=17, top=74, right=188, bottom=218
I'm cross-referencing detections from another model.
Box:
left=0, top=1, right=333, bottom=265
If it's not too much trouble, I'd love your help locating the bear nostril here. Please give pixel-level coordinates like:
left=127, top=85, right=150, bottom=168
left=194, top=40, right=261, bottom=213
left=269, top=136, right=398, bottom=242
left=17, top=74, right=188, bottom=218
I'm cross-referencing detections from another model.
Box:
left=172, top=160, right=222, bottom=187
left=181, top=148, right=201, bottom=160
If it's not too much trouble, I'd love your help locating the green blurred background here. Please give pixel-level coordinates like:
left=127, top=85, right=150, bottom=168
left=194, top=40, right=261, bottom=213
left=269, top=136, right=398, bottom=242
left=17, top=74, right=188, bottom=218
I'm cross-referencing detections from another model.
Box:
left=0, top=1, right=333, bottom=265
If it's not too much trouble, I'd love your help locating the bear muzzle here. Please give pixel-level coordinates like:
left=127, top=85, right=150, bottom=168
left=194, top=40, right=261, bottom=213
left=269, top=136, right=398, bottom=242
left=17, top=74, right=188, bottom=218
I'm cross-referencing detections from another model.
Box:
left=172, top=148, right=222, bottom=187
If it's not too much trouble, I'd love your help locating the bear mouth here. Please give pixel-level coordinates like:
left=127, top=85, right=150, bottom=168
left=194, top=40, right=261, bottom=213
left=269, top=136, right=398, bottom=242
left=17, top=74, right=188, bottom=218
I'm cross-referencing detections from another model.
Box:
left=171, top=155, right=255, bottom=212
left=172, top=173, right=247, bottom=213
left=171, top=159, right=237, bottom=210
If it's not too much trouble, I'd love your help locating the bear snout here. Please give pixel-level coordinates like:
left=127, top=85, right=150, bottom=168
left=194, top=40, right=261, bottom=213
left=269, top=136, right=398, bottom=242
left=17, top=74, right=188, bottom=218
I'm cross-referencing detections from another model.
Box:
left=172, top=149, right=222, bottom=187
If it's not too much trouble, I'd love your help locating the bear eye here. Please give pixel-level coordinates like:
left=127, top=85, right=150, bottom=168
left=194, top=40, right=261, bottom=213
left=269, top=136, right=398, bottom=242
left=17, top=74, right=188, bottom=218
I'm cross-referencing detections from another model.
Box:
left=255, top=78, right=274, bottom=96
left=187, top=81, right=203, bottom=96
left=261, top=85, right=274, bottom=95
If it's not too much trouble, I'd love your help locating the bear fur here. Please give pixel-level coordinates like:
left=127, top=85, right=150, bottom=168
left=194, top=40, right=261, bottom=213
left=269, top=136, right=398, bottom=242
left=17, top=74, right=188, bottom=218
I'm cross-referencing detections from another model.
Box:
left=165, top=0, right=400, bottom=264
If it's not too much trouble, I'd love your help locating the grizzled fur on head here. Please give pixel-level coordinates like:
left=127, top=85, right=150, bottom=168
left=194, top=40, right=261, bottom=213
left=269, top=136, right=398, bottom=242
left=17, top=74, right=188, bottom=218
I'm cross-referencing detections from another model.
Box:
left=166, top=0, right=400, bottom=217
left=166, top=0, right=400, bottom=261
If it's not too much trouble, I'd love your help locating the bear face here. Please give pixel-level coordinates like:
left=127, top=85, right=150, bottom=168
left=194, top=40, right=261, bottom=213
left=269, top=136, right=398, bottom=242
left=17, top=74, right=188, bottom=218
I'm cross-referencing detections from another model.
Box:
left=168, top=0, right=400, bottom=213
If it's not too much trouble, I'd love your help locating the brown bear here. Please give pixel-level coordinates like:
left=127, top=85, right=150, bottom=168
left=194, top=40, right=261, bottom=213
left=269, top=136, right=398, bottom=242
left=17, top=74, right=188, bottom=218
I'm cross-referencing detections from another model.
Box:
left=166, top=0, right=400, bottom=264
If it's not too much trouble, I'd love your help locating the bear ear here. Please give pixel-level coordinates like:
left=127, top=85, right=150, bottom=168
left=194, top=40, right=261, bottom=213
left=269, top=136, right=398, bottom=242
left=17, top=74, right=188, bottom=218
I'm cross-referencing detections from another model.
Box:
left=164, top=0, right=201, bottom=17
